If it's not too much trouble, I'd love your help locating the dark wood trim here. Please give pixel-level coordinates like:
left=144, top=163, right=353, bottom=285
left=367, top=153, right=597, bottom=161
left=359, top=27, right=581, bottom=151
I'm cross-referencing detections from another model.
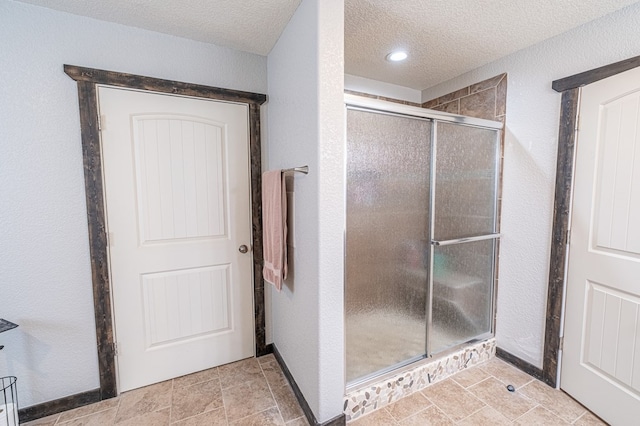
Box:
left=552, top=54, right=640, bottom=92
left=18, top=389, right=101, bottom=423
left=543, top=89, right=580, bottom=388
left=64, top=65, right=267, bottom=410
left=496, top=347, right=544, bottom=382
left=75, top=80, right=118, bottom=399
left=64, top=65, right=266, bottom=104
left=273, top=345, right=346, bottom=426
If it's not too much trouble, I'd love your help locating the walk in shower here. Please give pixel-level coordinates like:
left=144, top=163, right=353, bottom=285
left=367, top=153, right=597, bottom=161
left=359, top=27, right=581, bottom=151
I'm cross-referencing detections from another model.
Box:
left=345, top=95, right=502, bottom=385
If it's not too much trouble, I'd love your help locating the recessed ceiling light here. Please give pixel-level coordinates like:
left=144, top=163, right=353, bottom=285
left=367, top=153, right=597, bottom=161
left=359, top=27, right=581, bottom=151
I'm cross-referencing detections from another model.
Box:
left=386, top=51, right=408, bottom=62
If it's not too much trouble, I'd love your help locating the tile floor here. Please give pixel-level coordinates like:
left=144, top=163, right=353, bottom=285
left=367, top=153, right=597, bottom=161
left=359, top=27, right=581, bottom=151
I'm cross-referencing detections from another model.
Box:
left=22, top=356, right=607, bottom=426
left=23, top=354, right=308, bottom=426
left=349, top=358, right=607, bottom=425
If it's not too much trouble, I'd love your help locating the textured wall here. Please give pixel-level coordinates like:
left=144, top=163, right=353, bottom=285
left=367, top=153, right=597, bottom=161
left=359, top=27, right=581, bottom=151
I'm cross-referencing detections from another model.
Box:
left=0, top=0, right=266, bottom=408
left=267, top=0, right=345, bottom=422
left=421, top=2, right=640, bottom=368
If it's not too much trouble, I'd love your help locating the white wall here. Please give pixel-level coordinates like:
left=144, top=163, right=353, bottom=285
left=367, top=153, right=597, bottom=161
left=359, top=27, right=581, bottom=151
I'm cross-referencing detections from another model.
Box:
left=344, top=74, right=422, bottom=103
left=267, top=0, right=345, bottom=422
left=0, top=0, right=266, bottom=408
left=422, top=3, right=640, bottom=368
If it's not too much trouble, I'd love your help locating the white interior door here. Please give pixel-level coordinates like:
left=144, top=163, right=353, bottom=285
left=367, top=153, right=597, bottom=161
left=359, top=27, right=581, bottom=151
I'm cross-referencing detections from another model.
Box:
left=97, top=86, right=254, bottom=392
left=561, top=66, right=640, bottom=424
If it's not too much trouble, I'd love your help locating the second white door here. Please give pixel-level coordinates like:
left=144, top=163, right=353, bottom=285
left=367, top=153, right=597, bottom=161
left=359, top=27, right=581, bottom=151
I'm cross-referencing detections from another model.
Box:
left=98, top=86, right=254, bottom=392
left=561, top=66, right=640, bottom=424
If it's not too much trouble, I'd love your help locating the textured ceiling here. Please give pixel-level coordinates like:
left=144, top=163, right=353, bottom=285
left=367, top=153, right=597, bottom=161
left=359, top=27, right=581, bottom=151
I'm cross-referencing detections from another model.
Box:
left=15, top=0, right=302, bottom=55
left=15, top=0, right=639, bottom=90
left=346, top=0, right=640, bottom=89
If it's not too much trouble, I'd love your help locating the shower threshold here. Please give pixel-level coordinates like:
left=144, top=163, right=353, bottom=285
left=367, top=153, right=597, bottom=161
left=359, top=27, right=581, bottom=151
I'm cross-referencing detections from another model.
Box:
left=344, top=337, right=496, bottom=422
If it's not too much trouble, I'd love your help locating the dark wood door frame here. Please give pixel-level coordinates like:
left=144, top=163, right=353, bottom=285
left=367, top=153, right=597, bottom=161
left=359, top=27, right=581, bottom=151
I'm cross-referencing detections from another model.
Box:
left=64, top=65, right=269, bottom=400
left=543, top=55, right=640, bottom=387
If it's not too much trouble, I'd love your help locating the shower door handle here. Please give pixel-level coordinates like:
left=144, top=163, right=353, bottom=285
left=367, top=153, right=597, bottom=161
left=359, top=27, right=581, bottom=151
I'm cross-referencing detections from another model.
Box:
left=431, top=233, right=501, bottom=246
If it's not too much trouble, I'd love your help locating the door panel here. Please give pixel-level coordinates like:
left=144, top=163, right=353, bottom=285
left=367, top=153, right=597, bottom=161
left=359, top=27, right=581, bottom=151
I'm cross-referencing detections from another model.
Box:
left=98, top=87, right=254, bottom=392
left=561, top=66, right=640, bottom=424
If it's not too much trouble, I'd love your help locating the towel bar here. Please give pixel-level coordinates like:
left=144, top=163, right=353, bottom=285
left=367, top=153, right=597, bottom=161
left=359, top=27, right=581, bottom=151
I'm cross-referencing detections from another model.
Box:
left=281, top=165, right=309, bottom=175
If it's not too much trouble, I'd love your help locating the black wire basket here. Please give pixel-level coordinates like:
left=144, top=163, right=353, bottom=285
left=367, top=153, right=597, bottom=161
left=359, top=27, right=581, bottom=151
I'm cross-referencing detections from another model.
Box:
left=0, top=376, right=18, bottom=426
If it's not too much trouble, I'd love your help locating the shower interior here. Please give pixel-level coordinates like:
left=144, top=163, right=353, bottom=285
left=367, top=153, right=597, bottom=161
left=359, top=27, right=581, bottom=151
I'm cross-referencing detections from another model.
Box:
left=345, top=96, right=502, bottom=385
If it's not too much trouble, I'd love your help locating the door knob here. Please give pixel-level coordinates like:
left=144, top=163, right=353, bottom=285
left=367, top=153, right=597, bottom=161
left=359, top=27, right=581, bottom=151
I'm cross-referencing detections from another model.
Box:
left=238, top=245, right=249, bottom=254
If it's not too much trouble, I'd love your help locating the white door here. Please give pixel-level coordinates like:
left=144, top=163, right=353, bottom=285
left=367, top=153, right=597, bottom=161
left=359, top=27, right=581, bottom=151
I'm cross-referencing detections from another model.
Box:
left=97, top=86, right=254, bottom=392
left=561, top=66, right=640, bottom=424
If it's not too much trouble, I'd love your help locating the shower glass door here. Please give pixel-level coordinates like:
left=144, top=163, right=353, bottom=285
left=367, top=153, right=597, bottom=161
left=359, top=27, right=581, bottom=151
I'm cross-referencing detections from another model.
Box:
left=345, top=108, right=431, bottom=384
left=429, top=122, right=501, bottom=354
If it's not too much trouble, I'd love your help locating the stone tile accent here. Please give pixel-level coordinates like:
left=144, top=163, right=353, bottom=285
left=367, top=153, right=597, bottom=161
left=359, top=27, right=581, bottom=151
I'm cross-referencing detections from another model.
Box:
left=459, top=88, right=497, bottom=119
left=344, top=338, right=496, bottom=422
left=438, top=87, right=470, bottom=105
left=422, top=73, right=506, bottom=122
left=344, top=89, right=422, bottom=107
left=470, top=74, right=505, bottom=94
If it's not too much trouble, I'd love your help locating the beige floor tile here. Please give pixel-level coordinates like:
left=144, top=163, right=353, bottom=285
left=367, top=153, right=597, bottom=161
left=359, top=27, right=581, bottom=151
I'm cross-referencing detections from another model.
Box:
left=421, top=379, right=485, bottom=422
left=115, top=380, right=172, bottom=423
left=21, top=412, right=60, bottom=426
left=171, top=407, right=227, bottom=425
left=115, top=407, right=170, bottom=426
left=514, top=406, right=569, bottom=425
left=262, top=360, right=289, bottom=389
left=455, top=406, right=511, bottom=425
left=271, top=383, right=305, bottom=422
left=222, top=377, right=277, bottom=422
left=171, top=379, right=223, bottom=422
left=58, top=407, right=118, bottom=425
left=451, top=365, right=491, bottom=388
left=285, top=416, right=310, bottom=425
left=230, top=406, right=285, bottom=425
left=468, top=377, right=536, bottom=421
left=573, top=411, right=608, bottom=426
left=173, top=367, right=219, bottom=388
left=57, top=398, right=119, bottom=423
left=385, top=391, right=431, bottom=422
left=349, top=408, right=398, bottom=426
left=219, top=357, right=265, bottom=389
left=398, top=405, right=453, bottom=426
left=518, top=380, right=586, bottom=423
left=258, top=354, right=277, bottom=365
left=480, top=359, right=534, bottom=389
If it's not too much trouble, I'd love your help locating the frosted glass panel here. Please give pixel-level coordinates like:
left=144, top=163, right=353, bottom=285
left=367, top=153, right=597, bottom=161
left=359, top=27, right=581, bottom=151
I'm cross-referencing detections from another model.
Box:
left=346, top=108, right=431, bottom=383
left=431, top=239, right=494, bottom=354
left=434, top=123, right=499, bottom=240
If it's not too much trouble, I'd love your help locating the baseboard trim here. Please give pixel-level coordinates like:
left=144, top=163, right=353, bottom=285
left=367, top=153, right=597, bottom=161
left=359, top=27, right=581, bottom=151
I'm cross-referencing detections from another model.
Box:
left=496, top=347, right=545, bottom=382
left=272, top=345, right=345, bottom=426
left=17, top=388, right=103, bottom=423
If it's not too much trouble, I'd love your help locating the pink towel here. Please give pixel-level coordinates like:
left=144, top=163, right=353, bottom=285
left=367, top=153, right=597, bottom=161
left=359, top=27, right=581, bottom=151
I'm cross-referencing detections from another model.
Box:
left=262, top=170, right=288, bottom=290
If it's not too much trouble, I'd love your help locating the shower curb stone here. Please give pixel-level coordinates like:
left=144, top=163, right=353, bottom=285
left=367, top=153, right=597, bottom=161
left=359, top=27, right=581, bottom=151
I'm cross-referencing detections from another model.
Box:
left=343, top=338, right=496, bottom=422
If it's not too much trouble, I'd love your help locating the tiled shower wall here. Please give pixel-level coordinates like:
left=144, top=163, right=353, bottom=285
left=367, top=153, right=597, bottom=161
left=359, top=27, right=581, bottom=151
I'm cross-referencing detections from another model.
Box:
left=422, top=73, right=507, bottom=122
